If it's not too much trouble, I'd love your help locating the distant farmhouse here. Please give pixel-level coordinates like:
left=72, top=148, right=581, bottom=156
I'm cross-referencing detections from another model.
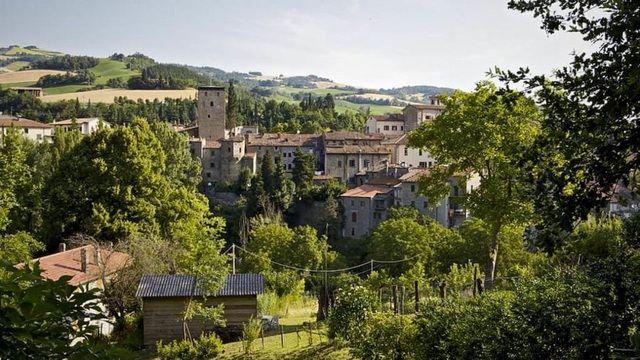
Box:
left=0, top=115, right=54, bottom=143
left=52, top=117, right=111, bottom=135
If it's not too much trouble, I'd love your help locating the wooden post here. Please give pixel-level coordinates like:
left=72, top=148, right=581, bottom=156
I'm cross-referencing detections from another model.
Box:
left=477, top=278, right=484, bottom=296
left=296, top=327, right=300, bottom=347
left=232, top=244, right=236, bottom=274
left=393, top=285, right=399, bottom=314
left=261, top=327, right=265, bottom=348
left=414, top=280, right=420, bottom=313
left=473, top=265, right=478, bottom=297
left=439, top=280, right=447, bottom=300
left=280, top=325, right=284, bottom=348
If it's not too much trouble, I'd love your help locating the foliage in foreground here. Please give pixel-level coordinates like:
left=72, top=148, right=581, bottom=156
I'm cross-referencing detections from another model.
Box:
left=156, top=332, right=222, bottom=360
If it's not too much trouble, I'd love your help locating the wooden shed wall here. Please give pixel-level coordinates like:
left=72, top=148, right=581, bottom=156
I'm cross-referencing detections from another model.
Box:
left=142, top=295, right=257, bottom=347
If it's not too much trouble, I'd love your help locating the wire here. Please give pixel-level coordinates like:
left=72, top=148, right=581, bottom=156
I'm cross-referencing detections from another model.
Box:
left=232, top=244, right=421, bottom=274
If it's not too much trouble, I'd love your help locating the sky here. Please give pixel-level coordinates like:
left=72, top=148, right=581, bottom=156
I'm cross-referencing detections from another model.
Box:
left=1, top=0, right=592, bottom=91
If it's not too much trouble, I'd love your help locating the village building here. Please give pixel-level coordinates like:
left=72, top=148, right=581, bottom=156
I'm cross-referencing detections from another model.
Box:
left=26, top=244, right=131, bottom=336
left=10, top=86, right=43, bottom=97
left=0, top=115, right=54, bottom=143
left=136, top=273, right=264, bottom=347
left=52, top=117, right=110, bottom=135
left=365, top=114, right=405, bottom=135
left=402, top=96, right=445, bottom=132
left=340, top=183, right=395, bottom=238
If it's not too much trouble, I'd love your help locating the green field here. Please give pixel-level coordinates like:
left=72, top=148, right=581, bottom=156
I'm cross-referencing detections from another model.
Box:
left=1, top=81, right=37, bottom=88
left=335, top=99, right=402, bottom=115
left=4, top=61, right=30, bottom=71
left=42, top=85, right=88, bottom=95
left=3, top=47, right=64, bottom=56
left=91, top=58, right=138, bottom=85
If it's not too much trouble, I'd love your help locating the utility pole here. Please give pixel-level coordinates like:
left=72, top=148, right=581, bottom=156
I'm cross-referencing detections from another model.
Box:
left=232, top=244, right=236, bottom=274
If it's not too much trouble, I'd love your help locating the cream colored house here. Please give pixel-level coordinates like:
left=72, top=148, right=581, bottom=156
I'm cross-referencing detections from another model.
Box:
left=52, top=117, right=110, bottom=135
left=0, top=115, right=54, bottom=143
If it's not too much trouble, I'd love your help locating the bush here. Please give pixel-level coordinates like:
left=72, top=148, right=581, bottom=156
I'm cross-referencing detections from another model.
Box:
left=242, top=316, right=262, bottom=354
left=327, top=285, right=379, bottom=343
left=351, top=313, right=417, bottom=360
left=156, top=332, right=222, bottom=360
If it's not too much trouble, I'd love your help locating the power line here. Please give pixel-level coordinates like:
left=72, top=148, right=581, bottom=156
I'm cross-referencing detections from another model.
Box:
left=223, top=244, right=422, bottom=274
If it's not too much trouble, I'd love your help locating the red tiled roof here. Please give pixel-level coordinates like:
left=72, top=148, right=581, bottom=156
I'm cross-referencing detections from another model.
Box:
left=323, top=131, right=385, bottom=141
left=404, top=104, right=445, bottom=110
left=325, top=145, right=390, bottom=155
left=399, top=169, right=430, bottom=183
left=340, top=184, right=394, bottom=198
left=0, top=115, right=53, bottom=129
left=53, top=118, right=101, bottom=125
left=28, top=244, right=131, bottom=286
left=246, top=133, right=319, bottom=147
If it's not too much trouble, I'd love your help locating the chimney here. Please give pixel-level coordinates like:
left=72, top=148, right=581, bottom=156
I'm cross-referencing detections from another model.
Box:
left=94, top=248, right=101, bottom=266
left=80, top=248, right=88, bottom=272
left=58, top=243, right=66, bottom=252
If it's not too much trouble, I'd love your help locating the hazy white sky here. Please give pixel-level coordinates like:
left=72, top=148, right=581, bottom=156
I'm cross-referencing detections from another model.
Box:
left=1, top=0, right=591, bottom=90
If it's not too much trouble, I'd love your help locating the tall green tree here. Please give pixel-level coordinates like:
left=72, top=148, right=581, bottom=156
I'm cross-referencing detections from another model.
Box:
left=272, top=155, right=294, bottom=211
left=502, top=0, right=640, bottom=252
left=292, top=147, right=315, bottom=202
left=226, top=80, right=239, bottom=131
left=0, top=126, right=29, bottom=233
left=260, top=148, right=275, bottom=195
left=150, top=121, right=201, bottom=189
left=42, top=119, right=168, bottom=245
left=408, top=81, right=540, bottom=283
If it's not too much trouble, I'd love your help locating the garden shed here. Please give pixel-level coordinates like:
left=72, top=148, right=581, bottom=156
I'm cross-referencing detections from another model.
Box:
left=136, top=273, right=264, bottom=347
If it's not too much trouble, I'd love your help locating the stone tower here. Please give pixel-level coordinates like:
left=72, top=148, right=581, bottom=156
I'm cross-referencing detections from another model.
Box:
left=197, top=86, right=226, bottom=140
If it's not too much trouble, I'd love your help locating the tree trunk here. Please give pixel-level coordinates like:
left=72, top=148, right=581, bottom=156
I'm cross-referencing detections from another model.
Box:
left=484, top=221, right=502, bottom=290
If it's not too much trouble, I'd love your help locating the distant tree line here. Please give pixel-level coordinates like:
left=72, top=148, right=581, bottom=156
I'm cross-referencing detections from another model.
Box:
left=32, top=55, right=100, bottom=71
left=35, top=70, right=96, bottom=87
left=340, top=95, right=406, bottom=106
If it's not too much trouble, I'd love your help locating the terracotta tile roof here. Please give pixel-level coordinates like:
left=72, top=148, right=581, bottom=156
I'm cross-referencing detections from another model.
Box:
left=381, top=134, right=407, bottom=145
left=366, top=177, right=402, bottom=186
left=399, top=169, right=430, bottom=183
left=369, top=114, right=403, bottom=121
left=0, top=115, right=53, bottom=129
left=203, top=140, right=222, bottom=149
left=28, top=244, right=131, bottom=286
left=323, top=131, right=385, bottom=141
left=53, top=118, right=101, bottom=125
left=246, top=133, right=319, bottom=147
left=340, top=184, right=394, bottom=198
left=136, top=274, right=264, bottom=298
left=404, top=104, right=445, bottom=110
left=325, top=145, right=390, bottom=155
left=313, top=174, right=333, bottom=180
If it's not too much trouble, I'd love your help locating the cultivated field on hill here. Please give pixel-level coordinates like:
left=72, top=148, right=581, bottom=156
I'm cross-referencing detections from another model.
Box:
left=41, top=88, right=197, bottom=103
left=0, top=69, right=66, bottom=84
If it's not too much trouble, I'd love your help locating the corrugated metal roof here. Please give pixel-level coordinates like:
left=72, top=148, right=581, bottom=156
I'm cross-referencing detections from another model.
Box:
left=136, top=274, right=264, bottom=298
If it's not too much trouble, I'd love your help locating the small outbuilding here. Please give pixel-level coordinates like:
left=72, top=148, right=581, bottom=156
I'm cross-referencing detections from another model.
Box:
left=136, top=273, right=264, bottom=347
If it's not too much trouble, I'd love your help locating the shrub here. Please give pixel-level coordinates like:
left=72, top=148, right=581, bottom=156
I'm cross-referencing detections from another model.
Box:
left=242, top=315, right=262, bottom=354
left=327, top=285, right=379, bottom=343
left=156, top=332, right=222, bottom=360
left=351, top=313, right=417, bottom=360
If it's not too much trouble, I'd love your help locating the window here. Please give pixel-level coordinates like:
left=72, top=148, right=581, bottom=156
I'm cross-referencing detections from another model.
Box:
left=392, top=126, right=397, bottom=131
left=364, top=159, right=370, bottom=168
left=210, top=150, right=215, bottom=156
left=351, top=200, right=355, bottom=206
left=228, top=147, right=231, bottom=153
left=217, top=92, right=220, bottom=97
left=349, top=160, right=355, bottom=167
left=287, top=163, right=292, bottom=170
left=190, top=148, right=194, bottom=155
left=24, top=128, right=29, bottom=134
left=210, top=162, right=215, bottom=168
left=360, top=201, right=365, bottom=207
left=210, top=101, right=214, bottom=106
left=275, top=146, right=278, bottom=150
left=383, top=125, right=389, bottom=131
left=428, top=161, right=433, bottom=167
left=423, top=201, right=428, bottom=209
left=401, top=126, right=404, bottom=131
left=37, top=134, right=42, bottom=140
left=411, top=201, right=415, bottom=207
left=207, top=114, right=211, bottom=118
left=351, top=212, right=357, bottom=222
left=411, top=184, right=416, bottom=192
left=204, top=92, right=208, bottom=96
left=366, top=126, right=369, bottom=133
left=453, top=186, right=459, bottom=197
left=351, top=228, right=355, bottom=236
left=206, top=172, right=211, bottom=178
left=419, top=162, right=428, bottom=168
left=404, top=148, right=408, bottom=156
left=338, top=160, right=342, bottom=167
left=419, top=149, right=423, bottom=156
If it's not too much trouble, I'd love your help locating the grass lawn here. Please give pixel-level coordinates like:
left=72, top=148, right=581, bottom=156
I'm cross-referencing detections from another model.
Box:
left=219, top=319, right=353, bottom=360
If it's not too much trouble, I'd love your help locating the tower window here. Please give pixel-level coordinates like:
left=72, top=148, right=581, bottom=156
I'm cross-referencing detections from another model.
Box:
left=208, top=115, right=210, bottom=118
left=210, top=101, right=214, bottom=106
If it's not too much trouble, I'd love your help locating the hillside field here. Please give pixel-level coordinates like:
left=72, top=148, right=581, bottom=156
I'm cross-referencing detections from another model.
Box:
left=41, top=88, right=197, bottom=103
left=0, top=69, right=66, bottom=84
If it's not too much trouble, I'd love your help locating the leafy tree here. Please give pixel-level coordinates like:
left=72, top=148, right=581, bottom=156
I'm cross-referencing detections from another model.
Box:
left=0, top=261, right=130, bottom=359
left=0, top=232, right=44, bottom=264
left=226, top=80, right=238, bottom=130
left=272, top=155, right=294, bottom=211
left=501, top=1, right=640, bottom=252
left=327, top=285, right=379, bottom=343
left=246, top=224, right=326, bottom=271
left=150, top=121, right=201, bottom=189
left=408, top=81, right=540, bottom=283
left=0, top=126, right=29, bottom=233
left=292, top=147, right=315, bottom=202
left=260, top=148, right=275, bottom=195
